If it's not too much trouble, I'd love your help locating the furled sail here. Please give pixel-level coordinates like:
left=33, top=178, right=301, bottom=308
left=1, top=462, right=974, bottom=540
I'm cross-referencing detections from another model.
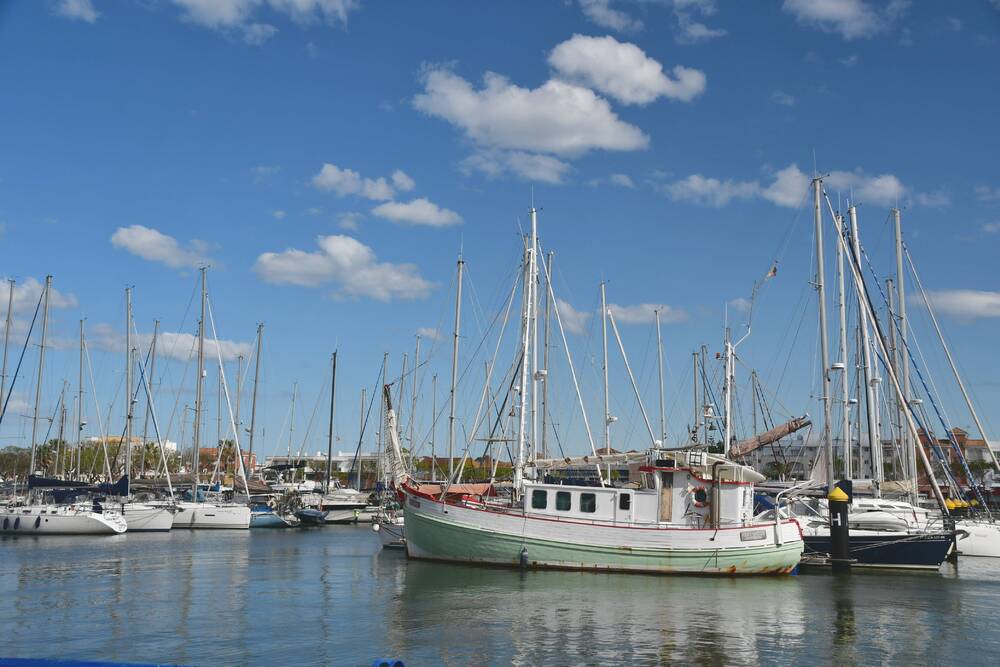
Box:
left=728, top=416, right=811, bottom=458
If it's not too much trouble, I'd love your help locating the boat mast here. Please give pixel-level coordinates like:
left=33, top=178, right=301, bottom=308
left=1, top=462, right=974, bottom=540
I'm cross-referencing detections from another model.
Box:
left=655, top=308, right=666, bottom=447
left=358, top=386, right=366, bottom=489
left=691, top=351, right=699, bottom=443
left=849, top=205, right=883, bottom=493
left=140, top=319, right=159, bottom=479
left=192, top=267, right=206, bottom=500
left=125, top=287, right=134, bottom=487
left=287, top=382, right=297, bottom=461
left=813, top=178, right=834, bottom=487
left=540, top=251, right=553, bottom=459
left=447, top=253, right=464, bottom=484
left=248, top=323, right=263, bottom=466
left=409, top=335, right=420, bottom=453
left=28, top=275, right=51, bottom=500
left=0, top=279, right=13, bottom=409
left=701, top=345, right=708, bottom=445
left=601, top=281, right=611, bottom=452
left=76, top=318, right=85, bottom=477
left=430, top=373, right=437, bottom=482
left=835, top=214, right=852, bottom=480
left=325, top=351, right=337, bottom=495
left=513, top=207, right=537, bottom=490
left=886, top=278, right=900, bottom=483
left=235, top=354, right=244, bottom=439
left=55, top=381, right=67, bottom=477
left=723, top=323, right=733, bottom=453
left=895, top=208, right=920, bottom=495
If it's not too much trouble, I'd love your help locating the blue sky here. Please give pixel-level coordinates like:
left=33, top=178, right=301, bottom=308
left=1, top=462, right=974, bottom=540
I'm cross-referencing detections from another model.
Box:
left=2, top=0, right=1000, bottom=464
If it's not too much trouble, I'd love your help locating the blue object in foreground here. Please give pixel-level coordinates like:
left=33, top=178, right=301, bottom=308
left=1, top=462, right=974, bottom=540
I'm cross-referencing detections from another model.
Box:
left=371, top=660, right=404, bottom=667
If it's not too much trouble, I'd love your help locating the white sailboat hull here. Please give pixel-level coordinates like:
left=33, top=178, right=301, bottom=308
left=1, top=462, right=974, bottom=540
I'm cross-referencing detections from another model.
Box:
left=0, top=505, right=127, bottom=535
left=373, top=515, right=405, bottom=549
left=169, top=502, right=250, bottom=529
left=955, top=520, right=1000, bottom=557
left=121, top=503, right=174, bottom=532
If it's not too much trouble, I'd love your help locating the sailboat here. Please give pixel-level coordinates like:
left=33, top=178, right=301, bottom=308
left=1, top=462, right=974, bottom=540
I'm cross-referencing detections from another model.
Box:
left=390, top=209, right=803, bottom=575
left=0, top=276, right=127, bottom=535
left=155, top=268, right=250, bottom=529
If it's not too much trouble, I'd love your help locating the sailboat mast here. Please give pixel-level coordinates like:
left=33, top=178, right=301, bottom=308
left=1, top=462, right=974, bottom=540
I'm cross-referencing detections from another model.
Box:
left=849, top=205, right=883, bottom=493
left=287, top=382, right=297, bottom=460
left=325, top=351, right=337, bottom=495
left=835, top=215, right=852, bottom=480
left=409, top=335, right=420, bottom=452
left=125, top=287, right=134, bottom=483
left=235, top=354, right=244, bottom=437
left=359, top=386, right=366, bottom=490
left=192, top=267, right=206, bottom=498
left=540, top=251, right=553, bottom=459
left=601, top=281, right=611, bottom=452
left=248, top=323, right=263, bottom=464
left=430, top=373, right=437, bottom=482
left=895, top=208, right=919, bottom=491
left=76, top=319, right=85, bottom=477
left=0, top=279, right=14, bottom=409
left=28, top=275, right=51, bottom=497
left=691, top=351, right=699, bottom=443
left=655, top=308, right=666, bottom=446
left=513, top=207, right=537, bottom=489
left=447, top=254, right=464, bottom=484
left=723, top=324, right=733, bottom=453
left=140, top=319, right=159, bottom=479
left=813, top=178, right=834, bottom=487
left=56, top=386, right=67, bottom=477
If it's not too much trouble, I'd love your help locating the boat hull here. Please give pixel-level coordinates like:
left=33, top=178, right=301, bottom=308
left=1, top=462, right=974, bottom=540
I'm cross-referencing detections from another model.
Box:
left=170, top=502, right=250, bottom=529
left=250, top=511, right=297, bottom=528
left=403, top=491, right=803, bottom=575
left=955, top=520, right=1000, bottom=558
left=121, top=503, right=174, bottom=532
left=0, top=506, right=127, bottom=535
left=802, top=532, right=953, bottom=569
left=373, top=516, right=406, bottom=549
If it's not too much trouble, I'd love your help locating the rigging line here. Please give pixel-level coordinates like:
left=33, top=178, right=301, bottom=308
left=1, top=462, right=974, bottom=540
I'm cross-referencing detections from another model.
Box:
left=0, top=286, right=43, bottom=427
left=83, top=337, right=113, bottom=480
left=348, top=357, right=386, bottom=483
left=848, top=210, right=983, bottom=508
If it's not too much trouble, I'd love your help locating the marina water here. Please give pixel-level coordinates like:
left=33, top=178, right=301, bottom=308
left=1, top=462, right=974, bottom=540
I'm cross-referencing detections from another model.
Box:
left=3, top=529, right=1000, bottom=666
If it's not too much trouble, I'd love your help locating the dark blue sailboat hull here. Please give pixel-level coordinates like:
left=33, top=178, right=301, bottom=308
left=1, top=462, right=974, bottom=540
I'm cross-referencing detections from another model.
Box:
left=803, top=532, right=953, bottom=569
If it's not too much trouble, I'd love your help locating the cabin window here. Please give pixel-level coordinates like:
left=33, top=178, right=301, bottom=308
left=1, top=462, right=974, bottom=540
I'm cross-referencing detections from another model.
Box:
left=531, top=489, right=547, bottom=509
left=556, top=491, right=571, bottom=511
left=580, top=493, right=596, bottom=513
left=619, top=493, right=631, bottom=510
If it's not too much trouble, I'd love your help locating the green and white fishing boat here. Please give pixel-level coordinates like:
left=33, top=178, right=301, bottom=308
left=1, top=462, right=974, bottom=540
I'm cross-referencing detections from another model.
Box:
left=386, top=207, right=803, bottom=576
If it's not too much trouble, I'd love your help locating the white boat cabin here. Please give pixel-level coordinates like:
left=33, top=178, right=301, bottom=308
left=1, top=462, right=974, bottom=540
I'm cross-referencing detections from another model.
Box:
left=523, top=450, right=765, bottom=528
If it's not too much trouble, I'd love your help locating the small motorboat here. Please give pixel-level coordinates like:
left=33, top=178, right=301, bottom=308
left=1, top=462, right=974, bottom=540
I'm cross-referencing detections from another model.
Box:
left=295, top=508, right=328, bottom=526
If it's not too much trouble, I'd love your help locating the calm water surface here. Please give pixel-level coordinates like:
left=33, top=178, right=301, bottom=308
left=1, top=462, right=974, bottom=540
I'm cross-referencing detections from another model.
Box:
left=1, top=526, right=999, bottom=666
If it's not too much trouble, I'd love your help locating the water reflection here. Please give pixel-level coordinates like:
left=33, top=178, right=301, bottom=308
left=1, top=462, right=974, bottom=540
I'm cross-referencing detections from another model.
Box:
left=3, top=530, right=1000, bottom=666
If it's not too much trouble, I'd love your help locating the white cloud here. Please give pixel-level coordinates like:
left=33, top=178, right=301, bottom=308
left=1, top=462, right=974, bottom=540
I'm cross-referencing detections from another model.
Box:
left=661, top=163, right=907, bottom=210
left=54, top=0, right=99, bottom=23
left=311, top=163, right=395, bottom=200
left=825, top=169, right=905, bottom=206
left=391, top=170, right=416, bottom=192
left=413, top=67, right=649, bottom=156
left=254, top=235, right=433, bottom=301
left=371, top=198, right=462, bottom=227
left=761, top=164, right=811, bottom=208
left=253, top=164, right=281, bottom=182
left=921, top=290, right=1000, bottom=320
left=555, top=298, right=592, bottom=335
left=1, top=277, right=78, bottom=316
left=771, top=91, right=796, bottom=106
left=110, top=225, right=211, bottom=269
left=914, top=190, right=950, bottom=207
left=461, top=150, right=573, bottom=185
left=577, top=0, right=643, bottom=33
left=337, top=212, right=362, bottom=230
left=416, top=327, right=443, bottom=341
left=839, top=54, right=860, bottom=66
left=273, top=210, right=287, bottom=220
left=945, top=17, right=963, bottom=32
left=660, top=174, right=759, bottom=207
left=90, top=323, right=252, bottom=363
left=982, top=222, right=1000, bottom=234
left=975, top=185, right=1000, bottom=201
left=549, top=35, right=706, bottom=105
left=169, top=0, right=359, bottom=40
left=609, top=174, right=635, bottom=188
left=307, top=207, right=323, bottom=216
left=242, top=22, right=278, bottom=45
left=729, top=297, right=752, bottom=313
left=673, top=0, right=727, bottom=43
left=782, top=0, right=909, bottom=40
left=608, top=303, right=687, bottom=325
